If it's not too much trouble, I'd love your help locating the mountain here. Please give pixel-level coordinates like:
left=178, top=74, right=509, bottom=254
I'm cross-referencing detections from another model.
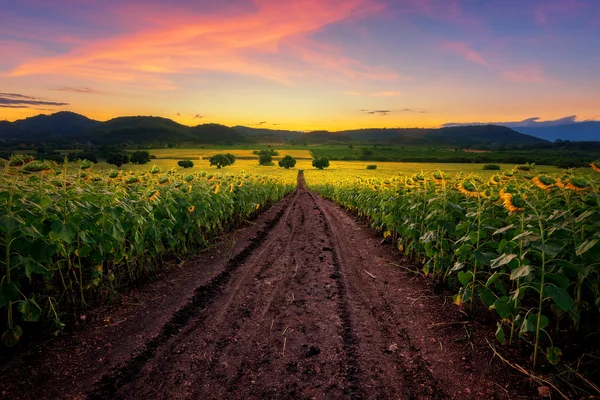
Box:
left=0, top=113, right=251, bottom=145
left=9, top=111, right=101, bottom=140
left=233, top=126, right=302, bottom=143
left=90, top=116, right=193, bottom=144
left=0, top=112, right=548, bottom=147
left=513, top=122, right=600, bottom=142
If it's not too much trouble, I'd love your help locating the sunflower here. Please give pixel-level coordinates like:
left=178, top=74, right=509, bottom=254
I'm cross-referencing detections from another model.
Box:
left=188, top=205, right=195, bottom=213
left=532, top=175, right=555, bottom=191
left=591, top=161, right=600, bottom=173
left=458, top=181, right=480, bottom=198
left=149, top=190, right=160, bottom=202
left=255, top=203, right=260, bottom=210
left=489, top=175, right=501, bottom=185
left=229, top=183, right=234, bottom=193
left=565, top=177, right=588, bottom=193
left=214, top=184, right=220, bottom=194
left=501, top=192, right=524, bottom=213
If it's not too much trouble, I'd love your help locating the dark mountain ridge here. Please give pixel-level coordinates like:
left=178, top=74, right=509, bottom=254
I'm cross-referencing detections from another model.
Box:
left=0, top=111, right=557, bottom=147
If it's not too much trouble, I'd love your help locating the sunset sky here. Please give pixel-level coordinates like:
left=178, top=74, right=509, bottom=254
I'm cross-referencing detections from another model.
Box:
left=1, top=0, right=599, bottom=130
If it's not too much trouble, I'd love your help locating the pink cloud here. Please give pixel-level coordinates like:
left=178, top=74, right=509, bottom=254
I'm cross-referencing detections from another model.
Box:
left=440, top=41, right=489, bottom=66
left=9, top=0, right=395, bottom=88
left=502, top=65, right=548, bottom=83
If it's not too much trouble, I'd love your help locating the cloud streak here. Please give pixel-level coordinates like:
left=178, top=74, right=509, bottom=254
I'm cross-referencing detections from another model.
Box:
left=0, top=92, right=69, bottom=108
left=51, top=86, right=101, bottom=93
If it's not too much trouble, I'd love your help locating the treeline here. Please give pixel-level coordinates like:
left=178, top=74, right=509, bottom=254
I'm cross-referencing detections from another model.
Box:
left=0, top=146, right=154, bottom=168
left=310, top=146, right=597, bottom=168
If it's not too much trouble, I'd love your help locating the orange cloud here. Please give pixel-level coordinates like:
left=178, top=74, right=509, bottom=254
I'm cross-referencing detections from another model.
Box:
left=441, top=41, right=488, bottom=66
left=10, top=0, right=394, bottom=88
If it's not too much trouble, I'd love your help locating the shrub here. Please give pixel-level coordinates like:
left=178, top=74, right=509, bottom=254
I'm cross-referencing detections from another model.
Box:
left=130, top=151, right=151, bottom=164
left=483, top=164, right=501, bottom=170
left=106, top=153, right=130, bottom=167
left=178, top=160, right=194, bottom=168
left=209, top=154, right=234, bottom=168
left=312, top=157, right=330, bottom=170
left=516, top=163, right=534, bottom=171
left=278, top=155, right=297, bottom=169
left=366, top=165, right=377, bottom=170
left=259, top=153, right=273, bottom=166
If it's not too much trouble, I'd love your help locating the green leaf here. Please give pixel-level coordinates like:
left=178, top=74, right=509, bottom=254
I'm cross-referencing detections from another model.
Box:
left=479, top=288, right=496, bottom=307
left=520, top=315, right=536, bottom=335
left=532, top=240, right=565, bottom=257
left=491, top=253, right=517, bottom=269
left=17, top=297, right=41, bottom=322
left=14, top=255, right=50, bottom=280
left=546, top=347, right=562, bottom=365
left=20, top=224, right=42, bottom=239
left=511, top=231, right=536, bottom=242
left=545, top=285, right=575, bottom=312
left=493, top=297, right=514, bottom=319
left=457, top=270, right=473, bottom=287
left=2, top=325, right=23, bottom=347
left=472, top=250, right=496, bottom=267
left=0, top=282, right=19, bottom=308
left=0, top=214, right=21, bottom=234
left=576, top=239, right=598, bottom=257
left=510, top=265, right=532, bottom=280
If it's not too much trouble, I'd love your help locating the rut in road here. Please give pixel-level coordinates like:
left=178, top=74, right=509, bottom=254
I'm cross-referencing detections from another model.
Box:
left=89, top=171, right=449, bottom=399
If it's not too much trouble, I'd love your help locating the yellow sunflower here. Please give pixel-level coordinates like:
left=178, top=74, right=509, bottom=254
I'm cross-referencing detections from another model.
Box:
left=149, top=190, right=160, bottom=202
left=188, top=205, right=195, bottom=213
left=214, top=184, right=220, bottom=194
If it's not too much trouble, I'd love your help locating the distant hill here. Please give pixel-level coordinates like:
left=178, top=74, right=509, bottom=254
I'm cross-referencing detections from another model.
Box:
left=0, top=111, right=549, bottom=147
left=10, top=111, right=101, bottom=140
left=513, top=122, right=600, bottom=142
left=233, top=126, right=302, bottom=143
left=234, top=124, right=546, bottom=146
left=0, top=112, right=251, bottom=145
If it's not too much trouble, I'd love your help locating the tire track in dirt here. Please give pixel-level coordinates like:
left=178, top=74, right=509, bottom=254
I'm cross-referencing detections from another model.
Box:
left=88, top=187, right=300, bottom=399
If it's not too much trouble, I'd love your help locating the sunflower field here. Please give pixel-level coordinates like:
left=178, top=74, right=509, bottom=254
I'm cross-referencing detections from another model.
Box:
left=307, top=162, right=600, bottom=370
left=0, top=159, right=295, bottom=346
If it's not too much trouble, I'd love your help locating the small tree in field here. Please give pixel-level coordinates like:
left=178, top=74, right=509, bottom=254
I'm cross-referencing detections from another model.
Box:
left=278, top=155, right=297, bottom=169
left=178, top=160, right=194, bottom=168
left=106, top=153, right=130, bottom=167
left=224, top=153, right=236, bottom=165
left=312, top=157, right=330, bottom=170
left=130, top=151, right=151, bottom=164
left=259, top=153, right=273, bottom=166
left=209, top=154, right=234, bottom=168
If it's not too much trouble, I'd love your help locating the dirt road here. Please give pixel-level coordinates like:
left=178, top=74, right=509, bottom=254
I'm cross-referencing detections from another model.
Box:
left=1, top=172, right=524, bottom=399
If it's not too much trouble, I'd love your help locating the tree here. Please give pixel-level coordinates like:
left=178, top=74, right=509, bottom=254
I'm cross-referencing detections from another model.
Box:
left=278, top=155, right=297, bottom=169
left=178, top=160, right=194, bottom=168
left=209, top=154, right=234, bottom=168
left=259, top=153, right=273, bottom=166
left=312, top=157, right=330, bottom=170
left=224, top=153, right=236, bottom=165
left=106, top=153, right=130, bottom=167
left=130, top=150, right=151, bottom=164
